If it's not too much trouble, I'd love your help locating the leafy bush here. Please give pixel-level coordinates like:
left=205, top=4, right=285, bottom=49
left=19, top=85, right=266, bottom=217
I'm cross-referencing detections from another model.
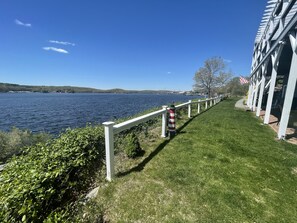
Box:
left=0, top=127, right=51, bottom=164
left=0, top=126, right=104, bottom=222
left=43, top=208, right=71, bottom=223
left=123, top=132, right=142, bottom=158
left=175, top=107, right=187, bottom=120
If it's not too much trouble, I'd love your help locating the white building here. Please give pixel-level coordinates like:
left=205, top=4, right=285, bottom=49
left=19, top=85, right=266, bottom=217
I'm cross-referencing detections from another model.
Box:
left=248, top=0, right=297, bottom=139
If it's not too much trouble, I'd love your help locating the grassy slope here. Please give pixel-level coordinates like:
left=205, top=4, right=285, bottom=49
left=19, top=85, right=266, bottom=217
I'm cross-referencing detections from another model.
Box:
left=96, top=98, right=297, bottom=222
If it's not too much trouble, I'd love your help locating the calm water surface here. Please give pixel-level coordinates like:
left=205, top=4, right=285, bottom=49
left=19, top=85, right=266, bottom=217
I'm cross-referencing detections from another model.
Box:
left=0, top=93, right=198, bottom=134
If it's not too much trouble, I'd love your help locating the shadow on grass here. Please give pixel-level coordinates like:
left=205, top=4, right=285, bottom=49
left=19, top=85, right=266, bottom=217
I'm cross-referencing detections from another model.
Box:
left=116, top=139, right=170, bottom=178
left=116, top=106, right=216, bottom=178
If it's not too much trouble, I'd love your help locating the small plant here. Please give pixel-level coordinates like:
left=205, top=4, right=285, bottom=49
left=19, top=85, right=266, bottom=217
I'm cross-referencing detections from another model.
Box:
left=123, top=132, right=142, bottom=158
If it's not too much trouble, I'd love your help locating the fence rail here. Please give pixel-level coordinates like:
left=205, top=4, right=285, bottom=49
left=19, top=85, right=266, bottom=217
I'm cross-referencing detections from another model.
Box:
left=103, top=96, right=222, bottom=181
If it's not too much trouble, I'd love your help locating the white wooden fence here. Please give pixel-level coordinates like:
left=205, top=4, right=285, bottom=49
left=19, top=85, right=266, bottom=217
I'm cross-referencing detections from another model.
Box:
left=103, top=96, right=222, bottom=181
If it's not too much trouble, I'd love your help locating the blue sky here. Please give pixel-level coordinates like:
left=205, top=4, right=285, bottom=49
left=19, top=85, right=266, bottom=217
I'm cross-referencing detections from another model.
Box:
left=0, top=0, right=267, bottom=91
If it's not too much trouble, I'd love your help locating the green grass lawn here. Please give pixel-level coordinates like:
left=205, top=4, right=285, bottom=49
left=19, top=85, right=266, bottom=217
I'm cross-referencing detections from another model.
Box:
left=94, top=98, right=297, bottom=222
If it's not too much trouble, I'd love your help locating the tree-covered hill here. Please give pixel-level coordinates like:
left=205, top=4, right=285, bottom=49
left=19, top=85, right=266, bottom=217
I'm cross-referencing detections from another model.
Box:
left=0, top=82, right=175, bottom=94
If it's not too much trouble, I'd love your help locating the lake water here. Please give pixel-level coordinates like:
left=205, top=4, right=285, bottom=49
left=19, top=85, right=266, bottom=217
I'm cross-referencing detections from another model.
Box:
left=0, top=93, right=199, bottom=134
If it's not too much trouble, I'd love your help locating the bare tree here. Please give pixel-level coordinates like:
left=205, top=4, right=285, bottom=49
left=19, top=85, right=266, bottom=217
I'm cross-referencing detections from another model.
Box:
left=193, top=57, right=232, bottom=96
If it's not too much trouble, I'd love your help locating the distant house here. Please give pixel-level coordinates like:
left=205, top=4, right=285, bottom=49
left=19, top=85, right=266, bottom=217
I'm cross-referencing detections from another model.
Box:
left=247, top=0, right=297, bottom=139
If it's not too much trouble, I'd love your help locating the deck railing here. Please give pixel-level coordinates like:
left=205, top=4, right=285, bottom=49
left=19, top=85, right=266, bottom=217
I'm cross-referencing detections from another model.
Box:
left=103, top=96, right=222, bottom=181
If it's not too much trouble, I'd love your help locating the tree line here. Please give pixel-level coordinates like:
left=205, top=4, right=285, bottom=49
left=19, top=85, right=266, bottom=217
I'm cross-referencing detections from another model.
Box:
left=0, top=83, right=173, bottom=94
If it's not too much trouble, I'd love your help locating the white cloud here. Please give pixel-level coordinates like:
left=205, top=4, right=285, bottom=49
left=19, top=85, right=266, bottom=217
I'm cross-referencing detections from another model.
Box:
left=42, top=47, right=69, bottom=54
left=15, top=19, right=32, bottom=27
left=167, top=71, right=171, bottom=74
left=224, top=59, right=232, bottom=63
left=49, top=40, right=75, bottom=46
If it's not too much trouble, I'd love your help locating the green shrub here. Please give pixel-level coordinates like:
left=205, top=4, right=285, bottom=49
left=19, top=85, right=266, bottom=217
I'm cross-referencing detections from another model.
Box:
left=176, top=107, right=187, bottom=120
left=123, top=133, right=142, bottom=158
left=43, top=208, right=71, bottom=223
left=0, top=127, right=51, bottom=164
left=0, top=126, right=104, bottom=222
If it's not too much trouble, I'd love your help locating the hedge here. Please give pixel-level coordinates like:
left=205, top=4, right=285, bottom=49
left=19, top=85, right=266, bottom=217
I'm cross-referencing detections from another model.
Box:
left=0, top=128, right=51, bottom=164
left=0, top=126, right=104, bottom=222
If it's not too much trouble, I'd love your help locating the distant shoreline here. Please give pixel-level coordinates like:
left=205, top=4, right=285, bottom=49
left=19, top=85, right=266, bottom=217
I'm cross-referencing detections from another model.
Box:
left=0, top=82, right=197, bottom=95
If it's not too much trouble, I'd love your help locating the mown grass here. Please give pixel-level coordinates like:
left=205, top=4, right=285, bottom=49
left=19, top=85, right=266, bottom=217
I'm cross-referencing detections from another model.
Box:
left=94, top=98, right=297, bottom=222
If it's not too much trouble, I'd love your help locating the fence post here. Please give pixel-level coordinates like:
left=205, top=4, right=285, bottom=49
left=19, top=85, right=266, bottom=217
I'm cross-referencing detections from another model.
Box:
left=210, top=98, right=213, bottom=107
left=214, top=97, right=217, bottom=105
left=188, top=100, right=192, bottom=118
left=205, top=100, right=208, bottom=110
left=103, top=121, right=115, bottom=181
left=197, top=99, right=201, bottom=114
left=161, top=106, right=168, bottom=137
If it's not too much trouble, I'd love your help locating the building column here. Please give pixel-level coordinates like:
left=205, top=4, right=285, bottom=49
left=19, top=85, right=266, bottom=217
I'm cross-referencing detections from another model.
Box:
left=250, top=75, right=255, bottom=109
left=252, top=71, right=260, bottom=111
left=264, top=44, right=284, bottom=124
left=247, top=79, right=254, bottom=108
left=278, top=32, right=297, bottom=139
left=256, top=62, right=268, bottom=117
